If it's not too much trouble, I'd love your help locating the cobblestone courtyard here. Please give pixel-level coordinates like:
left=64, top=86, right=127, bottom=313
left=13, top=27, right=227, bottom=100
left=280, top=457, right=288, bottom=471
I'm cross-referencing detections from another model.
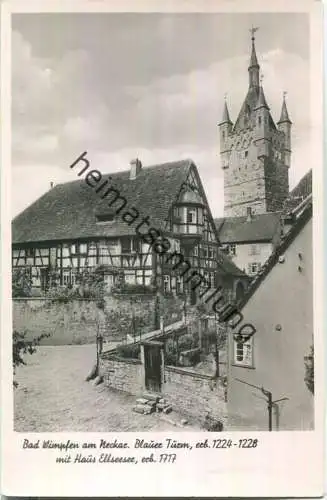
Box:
left=14, top=345, right=201, bottom=432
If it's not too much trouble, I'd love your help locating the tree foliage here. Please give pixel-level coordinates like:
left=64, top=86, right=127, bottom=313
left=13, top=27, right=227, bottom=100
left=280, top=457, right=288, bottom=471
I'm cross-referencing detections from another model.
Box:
left=12, top=268, right=32, bottom=297
left=304, top=344, right=314, bottom=395
left=13, top=330, right=50, bottom=387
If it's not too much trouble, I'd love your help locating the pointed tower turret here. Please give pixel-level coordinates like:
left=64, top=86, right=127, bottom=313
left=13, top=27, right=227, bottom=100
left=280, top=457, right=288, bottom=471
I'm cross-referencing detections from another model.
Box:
left=278, top=92, right=292, bottom=168
left=248, top=27, right=260, bottom=88
left=220, top=100, right=232, bottom=124
left=254, top=83, right=271, bottom=159
left=218, top=96, right=233, bottom=170
left=278, top=96, right=291, bottom=124
left=255, top=85, right=269, bottom=111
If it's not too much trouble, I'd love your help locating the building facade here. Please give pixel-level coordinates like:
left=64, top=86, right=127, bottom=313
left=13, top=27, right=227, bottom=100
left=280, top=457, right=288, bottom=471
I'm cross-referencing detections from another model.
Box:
left=12, top=159, right=247, bottom=303
left=227, top=198, right=313, bottom=431
left=215, top=170, right=312, bottom=277
left=219, top=30, right=292, bottom=217
left=215, top=209, right=283, bottom=276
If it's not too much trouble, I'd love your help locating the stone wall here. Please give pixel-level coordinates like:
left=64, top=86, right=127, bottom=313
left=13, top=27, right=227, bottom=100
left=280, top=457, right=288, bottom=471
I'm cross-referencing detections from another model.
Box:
left=163, top=366, right=227, bottom=427
left=13, top=298, right=101, bottom=345
left=99, top=354, right=143, bottom=395
left=12, top=292, right=187, bottom=345
left=99, top=353, right=227, bottom=428
left=103, top=293, right=156, bottom=341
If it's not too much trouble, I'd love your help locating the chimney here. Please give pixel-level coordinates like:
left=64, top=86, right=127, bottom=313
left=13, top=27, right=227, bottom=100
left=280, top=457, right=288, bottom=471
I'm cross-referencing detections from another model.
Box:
left=246, top=206, right=253, bottom=222
left=129, top=158, right=142, bottom=180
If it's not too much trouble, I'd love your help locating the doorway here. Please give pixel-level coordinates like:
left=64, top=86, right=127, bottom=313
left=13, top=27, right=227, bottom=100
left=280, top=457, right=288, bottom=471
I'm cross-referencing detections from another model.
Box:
left=143, top=342, right=163, bottom=393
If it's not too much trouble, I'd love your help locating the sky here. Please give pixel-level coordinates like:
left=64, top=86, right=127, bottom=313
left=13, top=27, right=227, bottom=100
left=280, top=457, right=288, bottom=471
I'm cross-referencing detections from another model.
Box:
left=11, top=12, right=310, bottom=218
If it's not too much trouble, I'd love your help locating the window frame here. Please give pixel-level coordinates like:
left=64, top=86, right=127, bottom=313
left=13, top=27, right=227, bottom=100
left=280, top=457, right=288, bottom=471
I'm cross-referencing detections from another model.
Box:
left=248, top=262, right=261, bottom=275
left=228, top=244, right=236, bottom=256
left=233, top=335, right=254, bottom=368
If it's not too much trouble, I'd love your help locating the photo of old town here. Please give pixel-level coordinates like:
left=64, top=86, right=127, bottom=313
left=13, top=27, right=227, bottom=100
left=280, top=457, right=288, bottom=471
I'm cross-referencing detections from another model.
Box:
left=12, top=12, right=313, bottom=432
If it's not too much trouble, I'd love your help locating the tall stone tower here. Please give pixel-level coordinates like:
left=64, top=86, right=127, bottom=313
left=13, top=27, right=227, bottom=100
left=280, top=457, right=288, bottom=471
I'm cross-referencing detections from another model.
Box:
left=219, top=29, right=292, bottom=217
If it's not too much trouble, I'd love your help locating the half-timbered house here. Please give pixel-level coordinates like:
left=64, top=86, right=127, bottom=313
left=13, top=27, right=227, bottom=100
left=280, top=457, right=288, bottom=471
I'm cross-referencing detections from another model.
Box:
left=12, top=159, right=247, bottom=301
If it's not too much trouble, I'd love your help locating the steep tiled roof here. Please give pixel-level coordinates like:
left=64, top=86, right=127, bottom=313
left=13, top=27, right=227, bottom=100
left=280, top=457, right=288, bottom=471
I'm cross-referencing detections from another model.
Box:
left=12, top=158, right=247, bottom=279
left=217, top=253, right=248, bottom=278
left=233, top=86, right=259, bottom=131
left=233, top=85, right=276, bottom=132
left=283, top=169, right=312, bottom=214
left=12, top=160, right=192, bottom=244
left=215, top=212, right=282, bottom=244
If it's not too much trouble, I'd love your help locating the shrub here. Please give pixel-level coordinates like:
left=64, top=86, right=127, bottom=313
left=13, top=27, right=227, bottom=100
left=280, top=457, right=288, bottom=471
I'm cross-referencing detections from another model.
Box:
left=46, top=285, right=80, bottom=303
left=112, top=283, right=156, bottom=295
left=75, top=269, right=105, bottom=299
left=203, top=414, right=224, bottom=432
left=116, top=343, right=140, bottom=360
left=304, top=344, right=314, bottom=395
left=178, top=333, right=198, bottom=351
left=13, top=329, right=50, bottom=387
left=12, top=268, right=32, bottom=297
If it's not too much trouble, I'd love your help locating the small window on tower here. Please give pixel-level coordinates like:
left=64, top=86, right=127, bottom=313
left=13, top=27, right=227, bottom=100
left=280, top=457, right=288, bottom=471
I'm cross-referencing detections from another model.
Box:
left=222, top=131, right=225, bottom=139
left=245, top=151, right=248, bottom=158
left=258, top=116, right=262, bottom=126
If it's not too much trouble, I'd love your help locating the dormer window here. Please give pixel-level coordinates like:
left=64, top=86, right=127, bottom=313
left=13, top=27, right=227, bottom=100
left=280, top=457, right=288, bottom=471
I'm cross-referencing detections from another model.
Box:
left=96, top=213, right=115, bottom=223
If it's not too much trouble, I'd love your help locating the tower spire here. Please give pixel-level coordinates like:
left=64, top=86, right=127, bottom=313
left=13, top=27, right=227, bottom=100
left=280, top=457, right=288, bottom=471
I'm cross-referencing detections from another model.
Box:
left=278, top=91, right=292, bottom=124
left=248, top=27, right=260, bottom=88
left=255, top=74, right=269, bottom=110
left=220, top=94, right=232, bottom=125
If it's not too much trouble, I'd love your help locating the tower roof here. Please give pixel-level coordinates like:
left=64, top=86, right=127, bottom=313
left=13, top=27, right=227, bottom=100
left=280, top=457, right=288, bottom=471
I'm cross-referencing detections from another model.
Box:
left=255, top=85, right=270, bottom=110
left=219, top=100, right=232, bottom=125
left=278, top=95, right=292, bottom=124
left=249, top=36, right=259, bottom=69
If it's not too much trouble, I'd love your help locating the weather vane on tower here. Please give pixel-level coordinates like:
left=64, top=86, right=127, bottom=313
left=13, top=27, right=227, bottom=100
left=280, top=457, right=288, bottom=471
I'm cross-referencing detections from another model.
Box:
left=250, top=26, right=259, bottom=40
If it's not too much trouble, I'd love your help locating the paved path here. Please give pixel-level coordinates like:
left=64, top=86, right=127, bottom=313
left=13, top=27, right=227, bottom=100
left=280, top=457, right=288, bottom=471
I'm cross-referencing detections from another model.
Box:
left=14, top=344, right=201, bottom=432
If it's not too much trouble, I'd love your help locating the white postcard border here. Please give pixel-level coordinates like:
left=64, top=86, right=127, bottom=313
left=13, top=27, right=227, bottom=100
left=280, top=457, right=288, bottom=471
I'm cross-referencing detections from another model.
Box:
left=1, top=0, right=325, bottom=497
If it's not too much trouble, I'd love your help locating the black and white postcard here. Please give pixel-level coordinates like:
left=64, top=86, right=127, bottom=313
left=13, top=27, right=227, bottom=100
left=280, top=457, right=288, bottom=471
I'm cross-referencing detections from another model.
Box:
left=1, top=0, right=324, bottom=496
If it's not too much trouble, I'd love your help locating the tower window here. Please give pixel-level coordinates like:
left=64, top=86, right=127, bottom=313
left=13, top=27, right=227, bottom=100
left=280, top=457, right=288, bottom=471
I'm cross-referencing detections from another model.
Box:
left=258, top=116, right=262, bottom=126
left=245, top=151, right=248, bottom=158
left=222, top=131, right=225, bottom=139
